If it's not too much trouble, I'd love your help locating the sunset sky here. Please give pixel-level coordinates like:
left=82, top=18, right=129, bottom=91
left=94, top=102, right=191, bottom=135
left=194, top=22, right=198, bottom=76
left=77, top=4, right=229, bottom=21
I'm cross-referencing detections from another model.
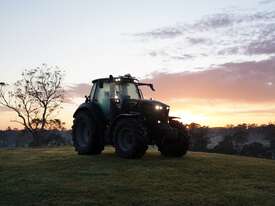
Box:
left=0, top=0, right=275, bottom=129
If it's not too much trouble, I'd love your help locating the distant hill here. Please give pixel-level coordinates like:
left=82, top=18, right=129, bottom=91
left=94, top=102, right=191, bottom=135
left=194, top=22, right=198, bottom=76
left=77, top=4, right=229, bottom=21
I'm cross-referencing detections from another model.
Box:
left=1, top=147, right=275, bottom=206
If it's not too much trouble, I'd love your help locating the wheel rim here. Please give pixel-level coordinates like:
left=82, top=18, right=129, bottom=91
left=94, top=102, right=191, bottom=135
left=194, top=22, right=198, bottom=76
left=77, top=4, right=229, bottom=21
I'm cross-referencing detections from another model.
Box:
left=117, top=128, right=134, bottom=152
left=76, top=119, right=91, bottom=147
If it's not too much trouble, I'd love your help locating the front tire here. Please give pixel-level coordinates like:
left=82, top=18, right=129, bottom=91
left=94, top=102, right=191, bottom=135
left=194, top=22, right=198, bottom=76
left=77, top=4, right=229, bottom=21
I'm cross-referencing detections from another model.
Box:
left=72, top=111, right=104, bottom=155
left=158, top=120, right=189, bottom=157
left=113, top=118, right=148, bottom=159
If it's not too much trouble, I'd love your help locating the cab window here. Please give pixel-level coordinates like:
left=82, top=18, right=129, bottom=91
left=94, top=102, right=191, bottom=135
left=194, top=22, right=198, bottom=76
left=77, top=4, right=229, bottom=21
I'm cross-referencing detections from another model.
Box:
left=89, top=83, right=96, bottom=100
left=94, top=82, right=111, bottom=115
left=115, top=83, right=140, bottom=100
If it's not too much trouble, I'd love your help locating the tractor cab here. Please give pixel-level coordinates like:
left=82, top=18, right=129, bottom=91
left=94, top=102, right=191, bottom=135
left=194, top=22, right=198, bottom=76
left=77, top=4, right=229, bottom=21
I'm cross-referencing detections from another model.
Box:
left=88, top=75, right=153, bottom=119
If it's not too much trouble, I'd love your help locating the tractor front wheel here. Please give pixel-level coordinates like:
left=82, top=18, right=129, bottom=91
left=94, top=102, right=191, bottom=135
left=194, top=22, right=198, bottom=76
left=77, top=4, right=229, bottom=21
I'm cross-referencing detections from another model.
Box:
left=113, top=118, right=148, bottom=159
left=157, top=120, right=189, bottom=157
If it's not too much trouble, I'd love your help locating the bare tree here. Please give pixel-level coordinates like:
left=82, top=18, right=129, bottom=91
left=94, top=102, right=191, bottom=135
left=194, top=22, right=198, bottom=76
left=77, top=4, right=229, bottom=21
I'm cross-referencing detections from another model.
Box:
left=0, top=64, right=64, bottom=144
left=46, top=119, right=66, bottom=131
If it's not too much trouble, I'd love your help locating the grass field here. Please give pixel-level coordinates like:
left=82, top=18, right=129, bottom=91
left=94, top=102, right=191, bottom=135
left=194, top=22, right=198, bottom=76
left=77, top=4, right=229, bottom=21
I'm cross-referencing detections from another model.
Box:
left=1, top=147, right=275, bottom=206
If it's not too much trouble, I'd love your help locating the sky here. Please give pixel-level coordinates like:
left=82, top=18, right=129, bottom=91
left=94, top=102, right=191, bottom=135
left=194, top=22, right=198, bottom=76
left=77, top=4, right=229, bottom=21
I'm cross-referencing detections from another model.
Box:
left=0, top=0, right=275, bottom=129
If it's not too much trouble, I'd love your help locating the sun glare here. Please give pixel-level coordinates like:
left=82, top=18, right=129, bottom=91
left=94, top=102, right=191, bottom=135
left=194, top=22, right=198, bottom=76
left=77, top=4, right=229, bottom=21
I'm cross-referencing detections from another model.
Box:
left=170, top=110, right=209, bottom=125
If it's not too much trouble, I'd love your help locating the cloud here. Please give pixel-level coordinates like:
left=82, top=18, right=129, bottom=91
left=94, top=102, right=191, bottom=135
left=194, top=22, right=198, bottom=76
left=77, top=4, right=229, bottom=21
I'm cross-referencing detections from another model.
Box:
left=246, top=38, right=275, bottom=55
left=259, top=0, right=275, bottom=4
left=193, top=13, right=235, bottom=30
left=170, top=54, right=194, bottom=60
left=136, top=11, right=275, bottom=40
left=186, top=37, right=211, bottom=45
left=134, top=10, right=275, bottom=68
left=135, top=26, right=184, bottom=39
left=64, top=83, right=90, bottom=103
left=148, top=49, right=194, bottom=60
left=219, top=22, right=275, bottom=55
left=148, top=50, right=169, bottom=57
left=143, top=56, right=275, bottom=103
left=135, top=13, right=235, bottom=39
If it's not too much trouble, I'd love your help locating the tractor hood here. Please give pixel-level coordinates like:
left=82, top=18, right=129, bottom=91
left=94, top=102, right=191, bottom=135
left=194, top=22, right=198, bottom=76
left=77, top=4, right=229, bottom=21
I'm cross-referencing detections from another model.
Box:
left=139, top=99, right=169, bottom=110
left=122, top=99, right=170, bottom=123
left=123, top=99, right=169, bottom=111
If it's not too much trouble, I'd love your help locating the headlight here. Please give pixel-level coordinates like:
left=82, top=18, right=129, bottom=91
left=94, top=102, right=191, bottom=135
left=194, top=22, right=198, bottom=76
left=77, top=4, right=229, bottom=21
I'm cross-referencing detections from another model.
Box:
left=155, top=105, right=163, bottom=110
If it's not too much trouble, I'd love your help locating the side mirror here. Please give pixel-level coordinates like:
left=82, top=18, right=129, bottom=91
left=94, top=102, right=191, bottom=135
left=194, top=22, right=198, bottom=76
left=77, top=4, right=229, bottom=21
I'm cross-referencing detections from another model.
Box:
left=85, top=95, right=90, bottom=103
left=149, top=84, right=155, bottom=91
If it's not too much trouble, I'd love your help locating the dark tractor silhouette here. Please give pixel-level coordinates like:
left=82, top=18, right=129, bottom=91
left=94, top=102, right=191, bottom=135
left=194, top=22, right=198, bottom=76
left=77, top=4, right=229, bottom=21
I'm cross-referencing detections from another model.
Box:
left=72, top=74, right=189, bottom=158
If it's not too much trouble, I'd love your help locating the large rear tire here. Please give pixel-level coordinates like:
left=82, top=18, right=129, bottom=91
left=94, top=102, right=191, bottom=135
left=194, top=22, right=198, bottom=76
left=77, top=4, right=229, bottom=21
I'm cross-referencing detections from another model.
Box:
left=113, top=118, right=148, bottom=159
left=158, top=120, right=189, bottom=157
left=72, top=111, right=104, bottom=155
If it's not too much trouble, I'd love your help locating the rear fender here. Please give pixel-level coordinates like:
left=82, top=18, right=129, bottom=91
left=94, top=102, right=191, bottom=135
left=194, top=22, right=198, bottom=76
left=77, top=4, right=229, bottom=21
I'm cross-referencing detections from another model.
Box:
left=73, top=102, right=107, bottom=138
left=73, top=102, right=105, bottom=122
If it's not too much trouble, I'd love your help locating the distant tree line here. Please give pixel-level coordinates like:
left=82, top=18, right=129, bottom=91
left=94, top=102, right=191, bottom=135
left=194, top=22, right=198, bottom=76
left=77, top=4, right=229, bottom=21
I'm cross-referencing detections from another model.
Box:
left=0, top=120, right=71, bottom=148
left=187, top=123, right=275, bottom=159
left=1, top=122, right=275, bottom=160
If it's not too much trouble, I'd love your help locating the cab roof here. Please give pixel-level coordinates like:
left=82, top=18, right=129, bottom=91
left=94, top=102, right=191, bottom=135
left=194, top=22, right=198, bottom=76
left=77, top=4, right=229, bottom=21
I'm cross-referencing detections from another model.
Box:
left=92, top=74, right=138, bottom=84
left=92, top=74, right=156, bottom=91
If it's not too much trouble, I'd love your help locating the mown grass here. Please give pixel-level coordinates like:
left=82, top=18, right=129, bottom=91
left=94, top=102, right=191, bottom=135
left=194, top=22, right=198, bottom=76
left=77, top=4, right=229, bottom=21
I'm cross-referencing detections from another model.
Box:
left=0, top=146, right=275, bottom=206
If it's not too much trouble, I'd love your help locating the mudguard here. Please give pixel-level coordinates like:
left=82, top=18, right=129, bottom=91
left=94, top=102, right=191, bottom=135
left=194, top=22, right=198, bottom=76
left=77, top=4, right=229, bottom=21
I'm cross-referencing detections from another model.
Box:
left=73, top=102, right=106, bottom=125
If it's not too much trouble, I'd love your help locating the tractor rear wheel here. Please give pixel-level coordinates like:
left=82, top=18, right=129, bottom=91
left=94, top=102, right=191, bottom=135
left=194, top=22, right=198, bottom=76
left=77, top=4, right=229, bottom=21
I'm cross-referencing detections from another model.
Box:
left=113, top=118, right=148, bottom=159
left=157, top=120, right=189, bottom=157
left=72, top=111, right=104, bottom=155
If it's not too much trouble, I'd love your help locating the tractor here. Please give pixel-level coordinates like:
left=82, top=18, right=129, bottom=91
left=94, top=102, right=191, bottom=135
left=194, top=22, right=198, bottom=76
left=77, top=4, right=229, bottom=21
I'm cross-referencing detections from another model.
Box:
left=72, top=74, right=189, bottom=158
